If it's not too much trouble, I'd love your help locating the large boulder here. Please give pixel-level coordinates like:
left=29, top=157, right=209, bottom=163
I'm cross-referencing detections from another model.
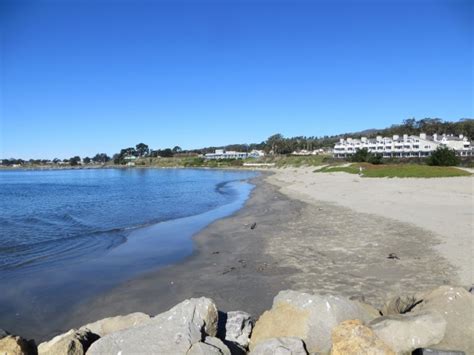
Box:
left=203, top=336, right=231, bottom=355
left=331, top=319, right=395, bottom=355
left=411, top=286, right=474, bottom=353
left=370, top=311, right=446, bottom=353
left=249, top=337, right=308, bottom=355
left=225, top=311, right=254, bottom=348
left=79, top=312, right=150, bottom=337
left=38, top=328, right=99, bottom=355
left=187, top=342, right=224, bottom=355
left=0, top=335, right=35, bottom=355
left=87, top=297, right=218, bottom=354
left=249, top=290, right=377, bottom=353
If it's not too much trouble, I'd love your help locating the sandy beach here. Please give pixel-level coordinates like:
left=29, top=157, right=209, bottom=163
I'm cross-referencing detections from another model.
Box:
left=267, top=167, right=474, bottom=285
left=61, top=169, right=472, bottom=339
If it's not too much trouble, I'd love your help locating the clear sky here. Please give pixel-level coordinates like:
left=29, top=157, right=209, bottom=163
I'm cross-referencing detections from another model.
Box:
left=1, top=0, right=472, bottom=159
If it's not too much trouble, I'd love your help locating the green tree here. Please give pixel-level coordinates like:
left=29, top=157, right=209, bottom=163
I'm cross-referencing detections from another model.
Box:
left=69, top=156, right=81, bottom=166
left=92, top=153, right=110, bottom=163
left=266, top=134, right=284, bottom=154
left=83, top=157, right=91, bottom=164
left=135, top=143, right=149, bottom=157
left=172, top=146, right=182, bottom=153
left=351, top=148, right=370, bottom=162
left=427, top=146, right=459, bottom=166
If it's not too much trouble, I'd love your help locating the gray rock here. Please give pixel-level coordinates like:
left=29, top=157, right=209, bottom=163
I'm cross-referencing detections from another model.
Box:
left=79, top=312, right=150, bottom=337
left=411, top=286, right=474, bottom=354
left=249, top=337, right=308, bottom=355
left=204, top=336, right=231, bottom=355
left=188, top=342, right=223, bottom=355
left=250, top=290, right=377, bottom=353
left=370, top=311, right=446, bottom=353
left=87, top=297, right=218, bottom=354
left=225, top=311, right=254, bottom=348
left=38, top=328, right=99, bottom=355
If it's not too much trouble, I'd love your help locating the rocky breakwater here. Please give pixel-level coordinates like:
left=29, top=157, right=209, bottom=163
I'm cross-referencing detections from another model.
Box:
left=0, top=285, right=472, bottom=355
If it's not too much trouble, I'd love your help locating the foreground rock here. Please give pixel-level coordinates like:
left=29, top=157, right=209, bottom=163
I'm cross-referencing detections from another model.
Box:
left=87, top=297, right=218, bottom=354
left=79, top=312, right=150, bottom=337
left=370, top=311, right=446, bottom=353
left=38, top=328, right=99, bottom=355
left=249, top=337, right=307, bottom=355
left=0, top=335, right=35, bottom=355
left=249, top=290, right=377, bottom=353
left=225, top=311, right=254, bottom=348
left=331, top=319, right=395, bottom=355
left=411, top=286, right=474, bottom=354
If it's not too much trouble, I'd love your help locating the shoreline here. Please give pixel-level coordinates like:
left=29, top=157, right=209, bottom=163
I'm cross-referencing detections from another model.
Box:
left=62, top=171, right=462, bottom=339
left=0, top=171, right=258, bottom=342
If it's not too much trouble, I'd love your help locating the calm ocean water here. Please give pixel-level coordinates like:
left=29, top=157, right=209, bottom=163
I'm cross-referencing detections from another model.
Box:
left=0, top=168, right=257, bottom=339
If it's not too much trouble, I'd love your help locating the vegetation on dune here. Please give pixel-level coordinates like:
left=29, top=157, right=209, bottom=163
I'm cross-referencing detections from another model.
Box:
left=315, top=163, right=471, bottom=178
left=427, top=146, right=460, bottom=166
left=257, top=154, right=329, bottom=167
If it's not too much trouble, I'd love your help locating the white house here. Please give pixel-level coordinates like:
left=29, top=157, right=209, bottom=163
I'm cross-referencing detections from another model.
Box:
left=204, top=149, right=265, bottom=160
left=333, top=133, right=472, bottom=158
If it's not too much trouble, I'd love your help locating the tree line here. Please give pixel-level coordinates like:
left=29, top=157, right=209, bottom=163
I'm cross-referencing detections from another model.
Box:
left=2, top=118, right=472, bottom=166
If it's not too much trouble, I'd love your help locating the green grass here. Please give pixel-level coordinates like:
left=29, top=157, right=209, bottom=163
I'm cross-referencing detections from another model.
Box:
left=315, top=163, right=471, bottom=178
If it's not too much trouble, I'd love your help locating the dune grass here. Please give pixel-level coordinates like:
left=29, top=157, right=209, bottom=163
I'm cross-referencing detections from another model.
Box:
left=258, top=154, right=329, bottom=167
left=315, top=163, right=471, bottom=178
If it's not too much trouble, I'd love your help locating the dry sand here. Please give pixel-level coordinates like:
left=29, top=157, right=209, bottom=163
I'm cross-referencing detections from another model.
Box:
left=63, top=171, right=471, bottom=337
left=267, top=167, right=474, bottom=285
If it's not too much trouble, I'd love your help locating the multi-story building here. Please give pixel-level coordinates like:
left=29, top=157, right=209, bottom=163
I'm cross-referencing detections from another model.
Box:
left=333, top=133, right=472, bottom=158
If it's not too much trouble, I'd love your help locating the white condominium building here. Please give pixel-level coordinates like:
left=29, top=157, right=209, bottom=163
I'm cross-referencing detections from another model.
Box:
left=204, top=149, right=265, bottom=160
left=333, top=133, right=472, bottom=158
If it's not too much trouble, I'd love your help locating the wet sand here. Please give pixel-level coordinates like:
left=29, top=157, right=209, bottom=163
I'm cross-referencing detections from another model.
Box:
left=64, top=172, right=460, bottom=335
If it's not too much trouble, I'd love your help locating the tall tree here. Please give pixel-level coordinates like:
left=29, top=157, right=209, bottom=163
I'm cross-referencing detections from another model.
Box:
left=135, top=143, right=150, bottom=157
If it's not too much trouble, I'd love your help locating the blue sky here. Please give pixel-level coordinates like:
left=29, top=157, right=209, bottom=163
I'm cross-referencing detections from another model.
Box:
left=1, top=0, right=472, bottom=159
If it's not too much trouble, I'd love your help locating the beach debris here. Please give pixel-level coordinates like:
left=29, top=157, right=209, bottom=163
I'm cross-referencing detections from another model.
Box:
left=331, top=319, right=395, bottom=355
left=222, top=266, right=236, bottom=275
left=382, top=295, right=422, bottom=315
left=370, top=311, right=447, bottom=354
left=212, top=251, right=220, bottom=255
left=469, top=285, right=474, bottom=294
left=249, top=290, right=377, bottom=353
left=225, top=311, right=254, bottom=348
left=250, top=337, right=307, bottom=355
left=79, top=312, right=150, bottom=337
left=250, top=222, right=257, bottom=230
left=38, top=328, right=99, bottom=355
left=387, top=253, right=399, bottom=260
left=87, top=297, right=218, bottom=354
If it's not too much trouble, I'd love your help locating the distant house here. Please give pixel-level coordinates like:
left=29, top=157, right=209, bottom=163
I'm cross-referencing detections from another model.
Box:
left=123, top=155, right=137, bottom=166
left=333, top=133, right=472, bottom=158
left=291, top=149, right=325, bottom=156
left=204, top=149, right=265, bottom=160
